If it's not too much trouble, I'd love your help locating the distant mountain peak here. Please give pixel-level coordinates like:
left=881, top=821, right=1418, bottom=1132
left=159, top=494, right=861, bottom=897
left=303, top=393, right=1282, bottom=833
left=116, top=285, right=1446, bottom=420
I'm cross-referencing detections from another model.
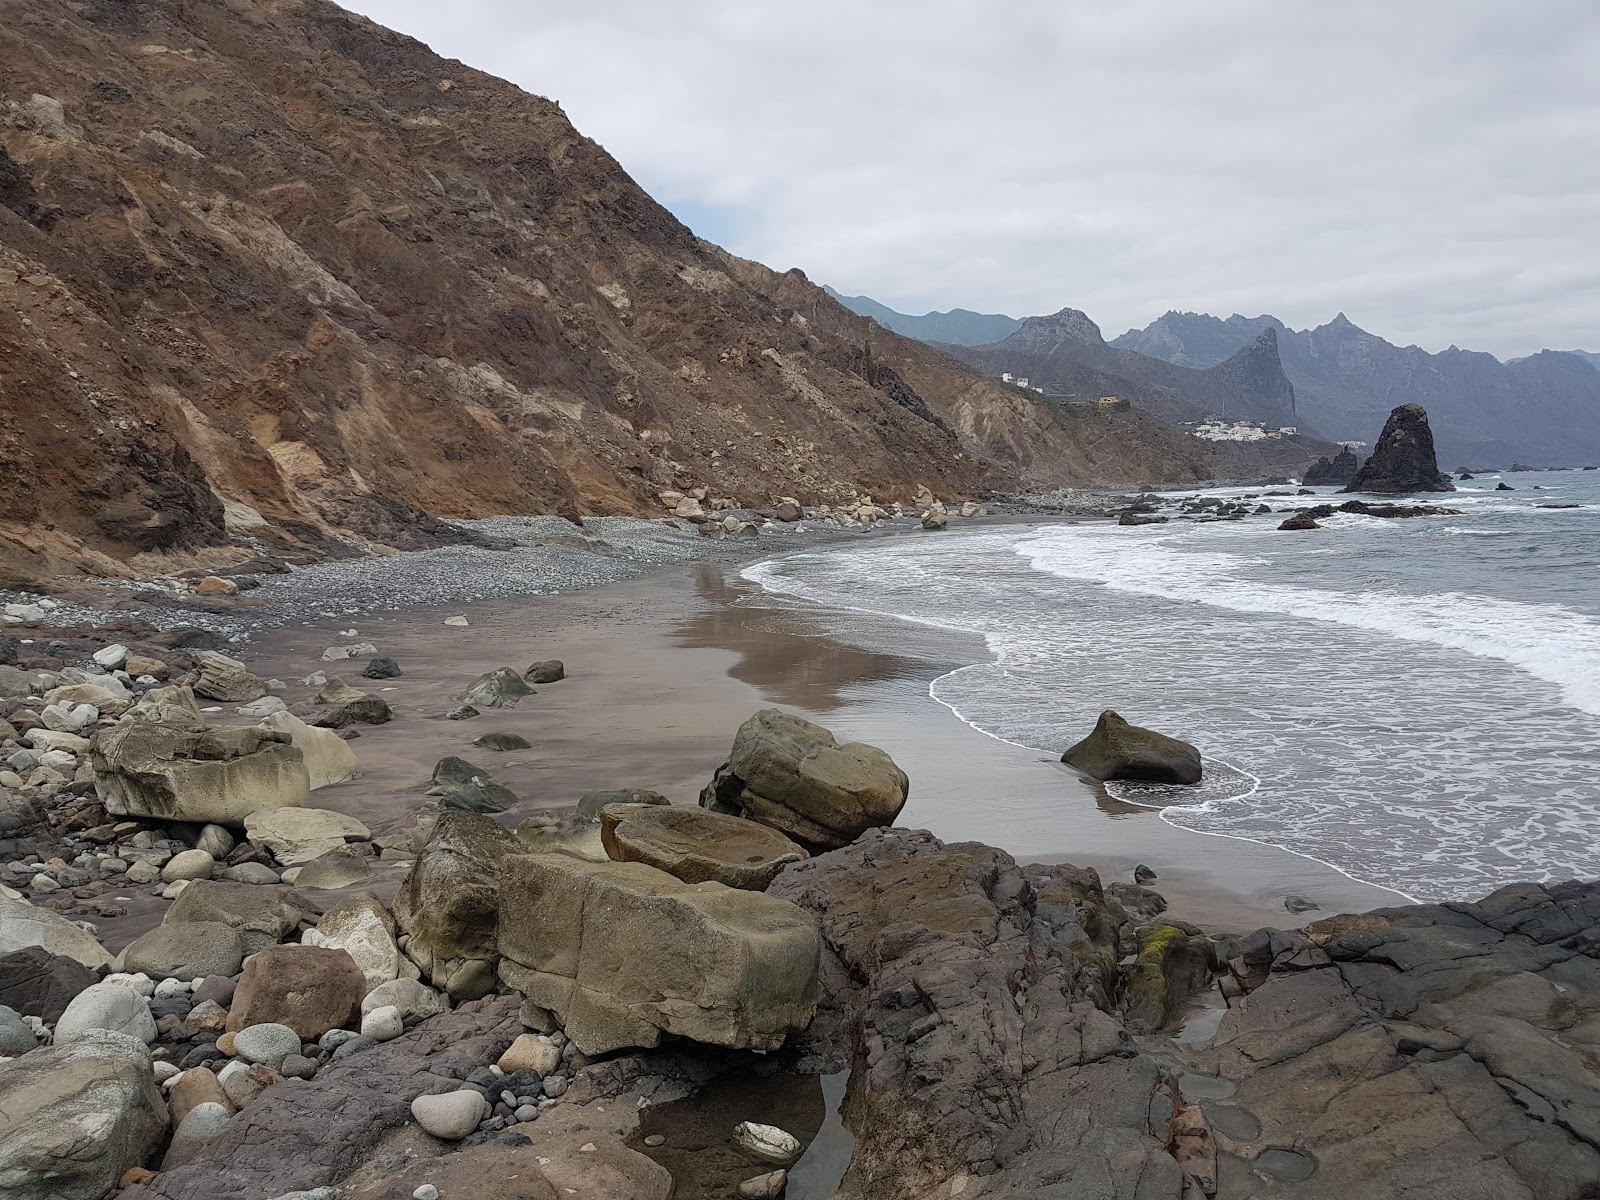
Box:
left=1008, top=307, right=1106, bottom=349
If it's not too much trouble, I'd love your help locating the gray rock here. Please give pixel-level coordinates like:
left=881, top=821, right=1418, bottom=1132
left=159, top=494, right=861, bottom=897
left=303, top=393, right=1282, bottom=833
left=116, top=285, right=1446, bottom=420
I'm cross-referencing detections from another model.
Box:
left=439, top=777, right=517, bottom=814
left=193, top=652, right=268, bottom=703
left=472, top=731, right=530, bottom=752
left=360, top=1004, right=403, bottom=1041
left=0, top=1002, right=37, bottom=1055
left=426, top=756, right=490, bottom=794
left=244, top=807, right=369, bottom=866
left=575, top=788, right=669, bottom=818
left=1060, top=709, right=1204, bottom=785
left=0, top=1029, right=168, bottom=1199
left=122, top=921, right=245, bottom=982
left=360, top=978, right=448, bottom=1027
left=0, top=892, right=114, bottom=967
left=293, top=846, right=372, bottom=890
left=91, top=723, right=309, bottom=825
left=232, top=1022, right=303, bottom=1066
left=163, top=1100, right=233, bottom=1169
left=162, top=848, right=216, bottom=882
left=163, top=880, right=306, bottom=954
left=522, top=660, right=564, bottom=684
left=456, top=668, right=534, bottom=709
left=196, top=823, right=237, bottom=859
left=55, top=981, right=157, bottom=1044
left=361, top=657, right=401, bottom=680
left=410, top=1088, right=488, bottom=1139
left=217, top=862, right=281, bottom=885
left=444, top=705, right=479, bottom=721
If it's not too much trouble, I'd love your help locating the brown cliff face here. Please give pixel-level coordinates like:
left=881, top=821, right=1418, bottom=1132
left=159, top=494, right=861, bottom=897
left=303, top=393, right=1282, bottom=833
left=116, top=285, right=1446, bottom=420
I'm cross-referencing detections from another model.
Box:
left=0, top=0, right=1289, bottom=583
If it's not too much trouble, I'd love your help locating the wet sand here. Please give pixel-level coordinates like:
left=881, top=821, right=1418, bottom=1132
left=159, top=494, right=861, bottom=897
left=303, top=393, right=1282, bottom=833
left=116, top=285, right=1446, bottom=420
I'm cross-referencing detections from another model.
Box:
left=229, top=551, right=1409, bottom=934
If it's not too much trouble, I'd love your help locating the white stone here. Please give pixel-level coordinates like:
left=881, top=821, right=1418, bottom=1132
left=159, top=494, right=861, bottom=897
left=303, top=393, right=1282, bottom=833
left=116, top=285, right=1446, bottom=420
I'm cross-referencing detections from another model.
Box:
left=442, top=615, right=469, bottom=627
left=244, top=806, right=369, bottom=865
left=733, top=1121, right=801, bottom=1166
left=197, top=824, right=236, bottom=859
left=361, top=978, right=447, bottom=1025
left=161, top=849, right=215, bottom=882
left=414, top=1186, right=440, bottom=1200
left=360, top=1005, right=403, bottom=1041
left=410, top=1089, right=487, bottom=1139
left=301, top=671, right=328, bottom=687
left=103, top=973, right=155, bottom=996
left=55, top=982, right=156, bottom=1044
left=259, top=711, right=361, bottom=791
left=163, top=1100, right=231, bottom=1169
left=160, top=880, right=192, bottom=899
left=232, top=1022, right=301, bottom=1065
left=302, top=895, right=402, bottom=992
left=93, top=644, right=130, bottom=669
left=236, top=696, right=288, bottom=718
left=27, top=729, right=90, bottom=754
left=152, top=1059, right=180, bottom=1082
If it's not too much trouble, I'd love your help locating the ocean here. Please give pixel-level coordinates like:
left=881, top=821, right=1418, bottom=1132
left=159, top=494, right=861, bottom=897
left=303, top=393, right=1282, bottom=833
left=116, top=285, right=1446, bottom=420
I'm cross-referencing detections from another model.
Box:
left=744, top=470, right=1600, bottom=903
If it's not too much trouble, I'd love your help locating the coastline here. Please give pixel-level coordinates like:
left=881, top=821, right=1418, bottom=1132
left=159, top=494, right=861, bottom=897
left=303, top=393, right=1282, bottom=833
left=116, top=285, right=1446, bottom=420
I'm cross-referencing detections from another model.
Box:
left=222, top=547, right=1408, bottom=934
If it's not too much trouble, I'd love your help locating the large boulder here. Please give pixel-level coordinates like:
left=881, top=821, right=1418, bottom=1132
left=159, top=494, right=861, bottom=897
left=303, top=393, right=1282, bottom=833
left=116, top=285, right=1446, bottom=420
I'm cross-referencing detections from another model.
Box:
left=91, top=724, right=310, bottom=825
left=1341, top=403, right=1455, bottom=494
left=0, top=1029, right=168, bottom=1200
left=392, top=811, right=522, bottom=999
left=122, top=921, right=245, bottom=982
left=1302, top=445, right=1361, bottom=486
left=162, top=880, right=305, bottom=955
left=0, top=892, right=114, bottom=967
left=193, top=651, right=267, bottom=703
left=226, top=944, right=366, bottom=1038
left=259, top=711, right=360, bottom=790
left=1060, top=710, right=1203, bottom=784
left=312, top=679, right=393, bottom=728
left=0, top=946, right=98, bottom=1021
left=457, top=667, right=534, bottom=709
left=301, top=893, right=409, bottom=993
left=244, top=806, right=369, bottom=865
left=121, top=684, right=204, bottom=727
left=699, top=709, right=909, bottom=852
left=497, top=853, right=820, bottom=1054
left=600, top=803, right=807, bottom=890
left=56, top=981, right=157, bottom=1044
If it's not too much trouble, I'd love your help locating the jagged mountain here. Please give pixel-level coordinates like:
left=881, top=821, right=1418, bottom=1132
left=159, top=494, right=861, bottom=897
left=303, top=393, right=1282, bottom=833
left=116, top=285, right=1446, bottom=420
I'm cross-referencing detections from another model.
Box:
left=945, top=308, right=1304, bottom=430
left=1113, top=312, right=1600, bottom=467
left=0, top=0, right=1314, bottom=584
left=824, top=287, right=1023, bottom=346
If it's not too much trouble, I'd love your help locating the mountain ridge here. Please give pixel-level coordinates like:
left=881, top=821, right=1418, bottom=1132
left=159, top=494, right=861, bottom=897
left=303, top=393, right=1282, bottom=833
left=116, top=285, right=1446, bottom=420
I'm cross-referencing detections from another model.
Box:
left=823, top=285, right=1023, bottom=346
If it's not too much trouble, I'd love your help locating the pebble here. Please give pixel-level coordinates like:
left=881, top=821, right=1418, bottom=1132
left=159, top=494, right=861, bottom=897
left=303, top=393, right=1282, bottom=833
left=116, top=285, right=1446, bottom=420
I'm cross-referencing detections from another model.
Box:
left=280, top=1053, right=318, bottom=1080
left=411, top=1089, right=488, bottom=1139
left=232, top=1022, right=302, bottom=1066
left=644, top=1134, right=666, bottom=1147
left=29, top=873, right=58, bottom=891
left=152, top=1060, right=180, bottom=1083
left=514, top=1103, right=538, bottom=1122
left=541, top=1074, right=567, bottom=1098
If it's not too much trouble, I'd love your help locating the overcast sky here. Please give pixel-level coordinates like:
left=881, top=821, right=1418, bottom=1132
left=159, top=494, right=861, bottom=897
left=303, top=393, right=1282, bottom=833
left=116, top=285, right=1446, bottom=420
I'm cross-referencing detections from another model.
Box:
left=348, top=0, right=1599, bottom=358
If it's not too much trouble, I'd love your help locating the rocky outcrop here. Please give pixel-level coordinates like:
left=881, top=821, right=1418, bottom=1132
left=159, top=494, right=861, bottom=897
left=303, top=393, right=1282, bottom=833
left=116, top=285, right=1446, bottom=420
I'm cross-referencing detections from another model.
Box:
left=1302, top=444, right=1361, bottom=485
left=1061, top=709, right=1204, bottom=784
left=91, top=724, right=310, bottom=825
left=600, top=803, right=808, bottom=889
left=392, top=811, right=523, bottom=999
left=0, top=1029, right=169, bottom=1200
left=700, top=709, right=910, bottom=852
left=1186, top=880, right=1600, bottom=1198
left=769, top=828, right=1181, bottom=1199
left=498, top=853, right=821, bottom=1054
left=1342, top=403, right=1455, bottom=493
left=118, top=997, right=523, bottom=1200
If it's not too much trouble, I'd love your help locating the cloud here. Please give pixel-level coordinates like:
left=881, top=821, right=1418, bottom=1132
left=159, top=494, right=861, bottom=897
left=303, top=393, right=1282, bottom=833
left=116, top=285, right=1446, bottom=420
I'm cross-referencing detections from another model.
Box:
left=347, top=0, right=1600, bottom=358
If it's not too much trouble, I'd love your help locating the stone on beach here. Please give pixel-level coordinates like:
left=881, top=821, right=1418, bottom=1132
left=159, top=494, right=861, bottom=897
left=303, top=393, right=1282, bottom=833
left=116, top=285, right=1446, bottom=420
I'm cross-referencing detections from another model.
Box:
left=193, top=651, right=268, bottom=703
left=393, top=812, right=522, bottom=998
left=0, top=891, right=114, bottom=966
left=313, top=679, right=393, bottom=727
left=362, top=656, right=401, bottom=679
left=410, top=1089, right=488, bottom=1140
left=163, top=880, right=304, bottom=954
left=601, top=803, right=807, bottom=890
left=163, top=1101, right=233, bottom=1169
left=226, top=945, right=366, bottom=1039
left=122, top=684, right=205, bottom=726
left=523, top=659, right=565, bottom=684
left=0, top=1029, right=168, bottom=1200
left=293, top=845, right=373, bottom=889
left=260, top=710, right=361, bottom=790
left=122, top=920, right=245, bottom=982
left=496, top=853, right=820, bottom=1054
left=302, top=893, right=408, bottom=992
left=162, top=848, right=216, bottom=882
left=457, top=667, right=535, bottom=709
left=1060, top=709, right=1204, bottom=784
left=91, top=723, right=310, bottom=825
left=575, top=788, right=670, bottom=818
left=497, top=1031, right=562, bottom=1076
left=245, top=806, right=369, bottom=865
left=514, top=814, right=607, bottom=861
left=0, top=946, right=98, bottom=1020
left=361, top=977, right=448, bottom=1026
left=733, top=1121, right=802, bottom=1166
left=700, top=708, right=910, bottom=852
left=55, top=981, right=157, bottom=1043
left=440, top=777, right=517, bottom=813
left=426, top=756, right=490, bottom=794
left=1341, top=402, right=1455, bottom=494
left=473, top=731, right=530, bottom=751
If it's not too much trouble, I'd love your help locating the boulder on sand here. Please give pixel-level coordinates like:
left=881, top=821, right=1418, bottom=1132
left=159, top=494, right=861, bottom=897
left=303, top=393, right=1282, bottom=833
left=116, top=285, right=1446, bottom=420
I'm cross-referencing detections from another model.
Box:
left=226, top=944, right=366, bottom=1038
left=0, top=1029, right=168, bottom=1200
left=393, top=811, right=522, bottom=999
left=1061, top=710, right=1203, bottom=785
left=312, top=679, right=393, bottom=728
left=122, top=920, right=245, bottom=982
left=162, top=880, right=306, bottom=955
left=426, top=756, right=492, bottom=794
left=699, top=709, right=909, bottom=852
left=1341, top=403, right=1455, bottom=494
left=244, top=806, right=370, bottom=865
left=260, top=710, right=360, bottom=790
left=497, top=853, right=820, bottom=1054
left=193, top=651, right=268, bottom=703
left=600, top=803, right=808, bottom=890
left=0, top=892, right=115, bottom=967
left=122, top=683, right=205, bottom=726
left=523, top=659, right=565, bottom=684
left=91, top=723, right=310, bottom=825
left=302, top=893, right=408, bottom=993
left=440, top=778, right=517, bottom=814
left=457, top=667, right=535, bottom=709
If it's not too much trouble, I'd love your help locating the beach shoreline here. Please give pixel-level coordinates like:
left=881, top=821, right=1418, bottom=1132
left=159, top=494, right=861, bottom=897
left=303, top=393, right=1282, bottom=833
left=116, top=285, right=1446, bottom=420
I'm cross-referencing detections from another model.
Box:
left=221, top=546, right=1409, bottom=934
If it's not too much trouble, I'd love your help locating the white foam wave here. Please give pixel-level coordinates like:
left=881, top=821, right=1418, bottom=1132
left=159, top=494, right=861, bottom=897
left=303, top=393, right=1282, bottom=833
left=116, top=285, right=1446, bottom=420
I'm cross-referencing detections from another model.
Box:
left=1014, top=526, right=1600, bottom=717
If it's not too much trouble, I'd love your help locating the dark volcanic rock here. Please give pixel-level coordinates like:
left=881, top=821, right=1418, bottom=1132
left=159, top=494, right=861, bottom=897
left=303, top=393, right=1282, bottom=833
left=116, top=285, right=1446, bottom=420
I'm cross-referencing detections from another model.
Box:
left=1061, top=709, right=1203, bottom=784
left=1342, top=403, right=1455, bottom=494
left=119, top=997, right=523, bottom=1200
left=769, top=828, right=1185, bottom=1199
left=1195, top=880, right=1600, bottom=1198
left=1302, top=444, right=1361, bottom=485
left=1278, top=511, right=1323, bottom=531
left=360, top=656, right=401, bottom=680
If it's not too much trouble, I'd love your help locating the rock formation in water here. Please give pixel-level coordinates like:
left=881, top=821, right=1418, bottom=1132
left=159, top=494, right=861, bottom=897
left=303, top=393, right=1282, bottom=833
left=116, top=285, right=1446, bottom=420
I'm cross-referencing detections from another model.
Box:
left=1302, top=444, right=1361, bottom=485
left=1060, top=709, right=1204, bottom=784
left=1342, top=404, right=1456, bottom=493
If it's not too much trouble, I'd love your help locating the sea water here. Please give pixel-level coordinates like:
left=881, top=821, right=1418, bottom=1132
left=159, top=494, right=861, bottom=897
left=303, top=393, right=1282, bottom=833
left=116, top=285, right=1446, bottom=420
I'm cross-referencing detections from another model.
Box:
left=744, top=470, right=1600, bottom=902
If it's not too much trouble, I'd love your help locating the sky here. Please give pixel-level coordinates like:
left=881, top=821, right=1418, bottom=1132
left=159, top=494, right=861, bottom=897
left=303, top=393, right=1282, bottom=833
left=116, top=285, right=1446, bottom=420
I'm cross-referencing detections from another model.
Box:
left=346, top=0, right=1600, bottom=359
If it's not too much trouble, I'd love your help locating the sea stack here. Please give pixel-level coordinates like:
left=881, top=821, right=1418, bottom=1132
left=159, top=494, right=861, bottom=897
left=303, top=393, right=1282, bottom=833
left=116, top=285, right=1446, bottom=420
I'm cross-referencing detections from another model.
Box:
left=1303, top=445, right=1361, bottom=486
left=1341, top=404, right=1455, bottom=494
